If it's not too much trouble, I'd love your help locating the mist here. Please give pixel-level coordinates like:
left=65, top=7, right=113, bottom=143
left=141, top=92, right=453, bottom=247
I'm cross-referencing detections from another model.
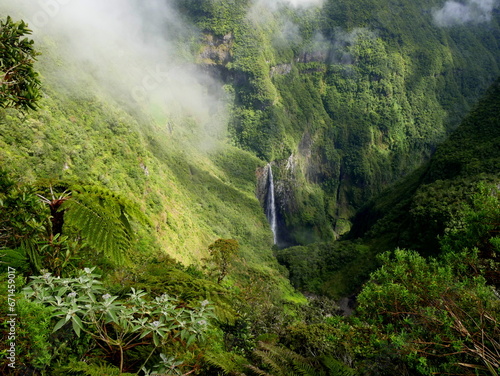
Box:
left=433, top=0, right=499, bottom=26
left=0, top=0, right=228, bottom=143
left=270, top=0, right=324, bottom=8
left=251, top=0, right=324, bottom=12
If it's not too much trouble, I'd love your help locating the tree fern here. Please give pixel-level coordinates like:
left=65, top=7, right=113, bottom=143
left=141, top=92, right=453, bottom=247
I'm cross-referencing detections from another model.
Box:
left=61, top=185, right=143, bottom=265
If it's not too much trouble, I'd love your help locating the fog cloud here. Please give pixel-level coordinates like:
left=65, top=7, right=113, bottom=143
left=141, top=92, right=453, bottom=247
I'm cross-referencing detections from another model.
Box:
left=0, top=0, right=228, bottom=142
left=433, top=0, right=499, bottom=26
left=277, top=0, right=324, bottom=7
left=252, top=0, right=324, bottom=12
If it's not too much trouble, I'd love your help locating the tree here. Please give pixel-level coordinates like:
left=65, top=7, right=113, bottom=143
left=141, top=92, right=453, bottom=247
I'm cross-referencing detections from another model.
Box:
left=0, top=16, right=41, bottom=110
left=208, top=238, right=239, bottom=284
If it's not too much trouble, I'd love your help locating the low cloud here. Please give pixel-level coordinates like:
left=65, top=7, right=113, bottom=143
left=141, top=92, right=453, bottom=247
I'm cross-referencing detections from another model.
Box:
left=0, top=0, right=228, bottom=143
left=272, top=20, right=303, bottom=48
left=252, top=0, right=324, bottom=12
left=433, top=0, right=499, bottom=26
left=279, top=0, right=324, bottom=7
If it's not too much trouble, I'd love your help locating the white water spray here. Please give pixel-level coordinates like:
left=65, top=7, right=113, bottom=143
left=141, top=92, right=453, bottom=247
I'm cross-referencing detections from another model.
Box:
left=266, top=163, right=278, bottom=244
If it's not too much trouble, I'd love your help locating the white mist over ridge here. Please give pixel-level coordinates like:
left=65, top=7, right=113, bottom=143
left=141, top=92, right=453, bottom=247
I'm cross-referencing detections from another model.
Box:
left=0, top=0, right=228, bottom=142
left=252, top=0, right=324, bottom=12
left=271, top=0, right=324, bottom=8
left=433, top=0, right=499, bottom=26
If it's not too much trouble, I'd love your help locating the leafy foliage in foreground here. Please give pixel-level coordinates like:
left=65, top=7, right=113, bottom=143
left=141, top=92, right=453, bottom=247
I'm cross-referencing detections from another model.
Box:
left=0, top=16, right=41, bottom=110
left=358, top=249, right=500, bottom=375
left=0, top=175, right=143, bottom=275
left=21, top=268, right=214, bottom=374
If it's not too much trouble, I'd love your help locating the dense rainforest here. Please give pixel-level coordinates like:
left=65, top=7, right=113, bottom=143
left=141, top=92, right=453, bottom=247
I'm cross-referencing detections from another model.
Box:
left=0, top=0, right=499, bottom=375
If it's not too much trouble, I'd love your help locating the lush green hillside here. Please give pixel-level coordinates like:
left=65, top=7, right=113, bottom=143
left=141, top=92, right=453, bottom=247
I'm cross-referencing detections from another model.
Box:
left=0, top=50, right=275, bottom=267
left=351, top=76, right=500, bottom=255
left=5, top=0, right=499, bottom=248
left=179, top=0, right=500, bottom=244
left=277, top=76, right=500, bottom=302
left=0, top=7, right=306, bottom=374
left=1, top=1, right=500, bottom=375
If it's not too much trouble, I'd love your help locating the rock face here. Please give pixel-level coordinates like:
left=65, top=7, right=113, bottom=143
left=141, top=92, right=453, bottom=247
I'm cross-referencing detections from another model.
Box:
left=256, top=146, right=352, bottom=247
left=256, top=161, right=296, bottom=248
left=270, top=64, right=292, bottom=77
left=198, top=33, right=233, bottom=66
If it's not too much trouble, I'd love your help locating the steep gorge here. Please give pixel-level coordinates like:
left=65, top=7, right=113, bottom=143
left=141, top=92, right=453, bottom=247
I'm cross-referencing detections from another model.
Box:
left=2, top=2, right=500, bottom=374
left=2, top=0, right=500, bottom=259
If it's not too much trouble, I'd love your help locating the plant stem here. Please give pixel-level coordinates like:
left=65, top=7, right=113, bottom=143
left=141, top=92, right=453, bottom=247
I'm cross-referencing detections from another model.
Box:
left=137, top=346, right=158, bottom=375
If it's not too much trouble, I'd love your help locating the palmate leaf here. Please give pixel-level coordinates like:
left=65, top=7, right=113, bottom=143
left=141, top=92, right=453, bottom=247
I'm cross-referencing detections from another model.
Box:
left=61, top=185, right=142, bottom=265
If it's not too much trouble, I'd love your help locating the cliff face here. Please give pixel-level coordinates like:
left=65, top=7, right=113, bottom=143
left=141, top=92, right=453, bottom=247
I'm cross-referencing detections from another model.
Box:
left=198, top=33, right=234, bottom=66
left=189, top=0, right=500, bottom=245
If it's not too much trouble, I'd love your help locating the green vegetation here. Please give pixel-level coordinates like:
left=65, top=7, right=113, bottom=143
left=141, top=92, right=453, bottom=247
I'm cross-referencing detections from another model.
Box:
left=0, top=16, right=41, bottom=110
left=207, top=238, right=240, bottom=284
left=189, top=0, right=500, bottom=242
left=350, top=78, right=500, bottom=255
left=270, top=75, right=500, bottom=374
left=276, top=241, right=374, bottom=299
left=1, top=0, right=500, bottom=374
left=23, top=268, right=214, bottom=374
left=357, top=248, right=499, bottom=375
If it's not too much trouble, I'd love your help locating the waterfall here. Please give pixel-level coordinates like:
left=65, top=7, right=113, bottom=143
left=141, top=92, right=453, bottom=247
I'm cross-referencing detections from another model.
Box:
left=266, top=163, right=278, bottom=244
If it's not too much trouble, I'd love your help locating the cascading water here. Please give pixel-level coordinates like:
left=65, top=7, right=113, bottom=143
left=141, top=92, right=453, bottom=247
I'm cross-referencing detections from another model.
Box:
left=265, top=163, right=278, bottom=245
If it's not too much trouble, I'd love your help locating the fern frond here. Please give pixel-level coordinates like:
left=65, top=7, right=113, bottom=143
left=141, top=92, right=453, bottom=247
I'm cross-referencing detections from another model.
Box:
left=253, top=349, right=284, bottom=375
left=204, top=350, right=248, bottom=375
left=62, top=185, right=141, bottom=265
left=245, top=364, right=271, bottom=376
left=22, top=238, right=41, bottom=272
left=248, top=342, right=319, bottom=376
left=320, top=356, right=356, bottom=376
left=59, top=359, right=126, bottom=376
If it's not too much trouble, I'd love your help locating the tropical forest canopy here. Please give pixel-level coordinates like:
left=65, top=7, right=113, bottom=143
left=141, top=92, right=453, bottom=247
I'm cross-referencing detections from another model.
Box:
left=0, top=0, right=499, bottom=375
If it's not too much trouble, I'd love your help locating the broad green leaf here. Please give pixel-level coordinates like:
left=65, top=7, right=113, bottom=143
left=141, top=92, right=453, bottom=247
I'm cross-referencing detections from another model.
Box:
left=53, top=318, right=67, bottom=332
left=72, top=315, right=83, bottom=337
